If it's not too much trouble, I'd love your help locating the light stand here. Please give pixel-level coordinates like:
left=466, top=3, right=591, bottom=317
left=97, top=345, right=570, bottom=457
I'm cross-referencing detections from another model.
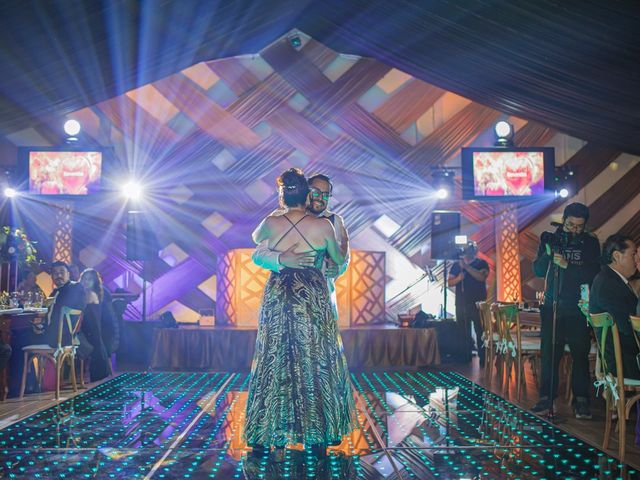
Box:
left=459, top=265, right=470, bottom=360
left=441, top=260, right=448, bottom=319
left=547, top=238, right=566, bottom=423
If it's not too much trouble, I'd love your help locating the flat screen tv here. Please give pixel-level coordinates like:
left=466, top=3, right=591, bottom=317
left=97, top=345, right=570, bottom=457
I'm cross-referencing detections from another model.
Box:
left=19, top=147, right=103, bottom=196
left=461, top=147, right=555, bottom=201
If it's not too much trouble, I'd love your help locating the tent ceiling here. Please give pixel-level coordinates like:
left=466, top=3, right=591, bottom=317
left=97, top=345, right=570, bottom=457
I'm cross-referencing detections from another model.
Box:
left=1, top=0, right=639, bottom=154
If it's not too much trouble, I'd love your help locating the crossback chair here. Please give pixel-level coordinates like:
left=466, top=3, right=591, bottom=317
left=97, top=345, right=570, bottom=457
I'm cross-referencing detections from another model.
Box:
left=490, top=303, right=508, bottom=388
left=20, top=306, right=84, bottom=400
left=588, top=312, right=640, bottom=461
left=476, top=301, right=500, bottom=383
left=494, top=303, right=541, bottom=401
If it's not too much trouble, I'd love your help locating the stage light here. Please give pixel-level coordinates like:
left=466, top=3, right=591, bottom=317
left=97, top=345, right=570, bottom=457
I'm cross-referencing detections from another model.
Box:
left=494, top=121, right=512, bottom=138
left=63, top=119, right=81, bottom=136
left=454, top=235, right=468, bottom=245
left=288, top=34, right=302, bottom=49
left=554, top=166, right=576, bottom=199
left=435, top=188, right=449, bottom=199
left=494, top=121, right=514, bottom=147
left=432, top=169, right=456, bottom=200
left=122, top=181, right=143, bottom=200
left=4, top=187, right=17, bottom=198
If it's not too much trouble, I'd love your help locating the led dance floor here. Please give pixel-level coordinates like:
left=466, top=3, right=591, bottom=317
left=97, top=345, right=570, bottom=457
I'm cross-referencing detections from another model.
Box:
left=0, top=371, right=636, bottom=479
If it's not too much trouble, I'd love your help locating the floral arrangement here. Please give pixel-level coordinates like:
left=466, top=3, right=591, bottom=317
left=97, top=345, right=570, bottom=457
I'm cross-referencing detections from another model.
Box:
left=0, top=226, right=41, bottom=269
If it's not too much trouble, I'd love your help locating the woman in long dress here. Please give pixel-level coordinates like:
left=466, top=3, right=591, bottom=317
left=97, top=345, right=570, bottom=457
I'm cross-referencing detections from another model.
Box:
left=79, top=269, right=111, bottom=381
left=244, top=168, right=355, bottom=459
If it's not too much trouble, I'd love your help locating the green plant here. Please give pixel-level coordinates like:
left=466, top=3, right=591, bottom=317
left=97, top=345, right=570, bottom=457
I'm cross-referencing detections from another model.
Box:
left=0, top=226, right=42, bottom=269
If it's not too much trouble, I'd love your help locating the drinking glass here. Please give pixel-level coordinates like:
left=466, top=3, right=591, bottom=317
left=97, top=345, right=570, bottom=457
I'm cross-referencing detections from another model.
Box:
left=9, top=292, right=20, bottom=308
left=33, top=291, right=44, bottom=308
left=23, top=291, right=33, bottom=308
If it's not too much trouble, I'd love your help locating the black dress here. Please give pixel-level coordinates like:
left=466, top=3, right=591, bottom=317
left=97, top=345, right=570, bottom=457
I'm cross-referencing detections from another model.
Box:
left=81, top=303, right=111, bottom=381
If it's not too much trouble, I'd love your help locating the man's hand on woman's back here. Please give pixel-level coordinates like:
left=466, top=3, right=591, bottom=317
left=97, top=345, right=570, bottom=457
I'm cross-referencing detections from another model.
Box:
left=279, top=243, right=317, bottom=268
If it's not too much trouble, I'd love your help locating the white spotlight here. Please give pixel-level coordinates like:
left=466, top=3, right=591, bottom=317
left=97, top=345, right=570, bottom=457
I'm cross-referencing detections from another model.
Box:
left=494, top=121, right=514, bottom=147
left=122, top=181, right=143, bottom=200
left=558, top=188, right=569, bottom=198
left=4, top=187, right=17, bottom=198
left=494, top=121, right=512, bottom=139
left=63, top=119, right=82, bottom=136
left=435, top=188, right=449, bottom=199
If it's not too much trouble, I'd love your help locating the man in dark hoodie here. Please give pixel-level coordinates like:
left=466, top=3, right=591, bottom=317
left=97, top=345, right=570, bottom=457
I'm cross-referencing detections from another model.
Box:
left=531, top=203, right=601, bottom=419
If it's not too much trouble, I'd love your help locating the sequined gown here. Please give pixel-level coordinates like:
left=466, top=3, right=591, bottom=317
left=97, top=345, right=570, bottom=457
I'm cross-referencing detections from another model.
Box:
left=244, top=244, right=356, bottom=447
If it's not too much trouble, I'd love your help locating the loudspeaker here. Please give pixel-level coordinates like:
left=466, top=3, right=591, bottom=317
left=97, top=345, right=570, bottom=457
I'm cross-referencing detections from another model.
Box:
left=126, top=210, right=158, bottom=261
left=433, top=319, right=470, bottom=362
left=431, top=210, right=461, bottom=260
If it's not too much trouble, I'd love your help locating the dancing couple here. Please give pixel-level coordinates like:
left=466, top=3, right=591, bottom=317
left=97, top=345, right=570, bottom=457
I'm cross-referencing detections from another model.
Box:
left=243, top=168, right=356, bottom=461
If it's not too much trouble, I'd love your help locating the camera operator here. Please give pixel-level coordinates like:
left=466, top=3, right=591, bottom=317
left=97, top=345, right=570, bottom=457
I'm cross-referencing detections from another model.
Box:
left=531, top=203, right=600, bottom=419
left=448, top=242, right=489, bottom=363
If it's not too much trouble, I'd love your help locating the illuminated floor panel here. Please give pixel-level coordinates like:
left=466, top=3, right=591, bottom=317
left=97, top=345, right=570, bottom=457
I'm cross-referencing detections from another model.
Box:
left=0, top=371, right=636, bottom=479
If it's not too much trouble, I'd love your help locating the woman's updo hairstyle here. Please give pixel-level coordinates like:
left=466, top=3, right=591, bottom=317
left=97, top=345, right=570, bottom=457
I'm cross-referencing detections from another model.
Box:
left=277, top=168, right=309, bottom=207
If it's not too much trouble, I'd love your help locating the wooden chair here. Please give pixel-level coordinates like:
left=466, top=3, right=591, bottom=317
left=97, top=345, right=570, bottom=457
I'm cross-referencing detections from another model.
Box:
left=490, top=303, right=507, bottom=388
left=494, top=303, right=541, bottom=401
left=476, top=301, right=500, bottom=383
left=588, top=313, right=640, bottom=461
left=19, top=306, right=84, bottom=400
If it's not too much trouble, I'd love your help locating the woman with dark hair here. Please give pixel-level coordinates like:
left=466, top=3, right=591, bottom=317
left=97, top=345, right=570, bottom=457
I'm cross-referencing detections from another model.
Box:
left=79, top=269, right=111, bottom=381
left=244, top=168, right=355, bottom=460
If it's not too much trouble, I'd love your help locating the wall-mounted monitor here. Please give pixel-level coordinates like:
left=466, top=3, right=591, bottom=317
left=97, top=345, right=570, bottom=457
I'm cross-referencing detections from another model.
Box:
left=461, top=147, right=555, bottom=201
left=18, top=147, right=103, bottom=196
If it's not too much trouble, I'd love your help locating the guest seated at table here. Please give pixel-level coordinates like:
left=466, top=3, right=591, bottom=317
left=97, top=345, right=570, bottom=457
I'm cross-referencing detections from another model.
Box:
left=17, top=270, right=45, bottom=301
left=6, top=264, right=83, bottom=397
left=589, top=234, right=640, bottom=379
left=44, top=261, right=85, bottom=348
left=79, top=269, right=111, bottom=381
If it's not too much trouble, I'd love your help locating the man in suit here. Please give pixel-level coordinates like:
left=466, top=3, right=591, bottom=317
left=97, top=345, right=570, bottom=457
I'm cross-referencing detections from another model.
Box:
left=7, top=261, right=85, bottom=396
left=45, top=261, right=85, bottom=347
left=252, top=173, right=349, bottom=320
left=589, top=234, right=640, bottom=380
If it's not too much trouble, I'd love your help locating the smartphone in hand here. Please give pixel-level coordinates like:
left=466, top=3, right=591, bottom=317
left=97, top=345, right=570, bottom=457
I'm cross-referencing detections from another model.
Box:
left=580, top=284, right=590, bottom=304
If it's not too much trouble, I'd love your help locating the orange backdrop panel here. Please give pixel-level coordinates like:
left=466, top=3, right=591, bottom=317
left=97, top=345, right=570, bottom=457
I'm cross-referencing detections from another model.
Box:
left=216, top=249, right=385, bottom=326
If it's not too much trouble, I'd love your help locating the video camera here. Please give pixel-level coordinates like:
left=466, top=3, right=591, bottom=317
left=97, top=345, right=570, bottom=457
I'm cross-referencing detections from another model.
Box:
left=541, top=230, right=567, bottom=251
left=541, top=222, right=575, bottom=252
left=453, top=235, right=477, bottom=258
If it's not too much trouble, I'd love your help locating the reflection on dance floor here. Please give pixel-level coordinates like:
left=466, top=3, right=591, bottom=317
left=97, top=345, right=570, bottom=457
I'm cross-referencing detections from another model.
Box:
left=0, top=371, right=636, bottom=478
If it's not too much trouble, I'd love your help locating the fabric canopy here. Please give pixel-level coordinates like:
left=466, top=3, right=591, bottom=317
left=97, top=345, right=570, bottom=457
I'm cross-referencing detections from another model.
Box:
left=1, top=0, right=639, bottom=154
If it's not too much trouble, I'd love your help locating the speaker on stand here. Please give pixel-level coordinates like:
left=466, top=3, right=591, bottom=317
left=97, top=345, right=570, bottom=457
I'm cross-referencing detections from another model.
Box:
left=126, top=211, right=158, bottom=322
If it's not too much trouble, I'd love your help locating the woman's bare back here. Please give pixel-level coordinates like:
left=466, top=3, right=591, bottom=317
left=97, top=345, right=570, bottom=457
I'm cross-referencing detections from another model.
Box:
left=267, top=211, right=332, bottom=254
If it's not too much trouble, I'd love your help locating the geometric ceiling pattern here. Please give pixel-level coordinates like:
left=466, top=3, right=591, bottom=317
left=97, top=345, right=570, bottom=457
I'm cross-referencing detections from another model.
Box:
left=9, top=32, right=640, bottom=321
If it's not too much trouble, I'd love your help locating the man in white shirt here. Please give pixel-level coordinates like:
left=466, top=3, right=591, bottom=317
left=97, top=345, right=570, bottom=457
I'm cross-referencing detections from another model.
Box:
left=252, top=173, right=350, bottom=317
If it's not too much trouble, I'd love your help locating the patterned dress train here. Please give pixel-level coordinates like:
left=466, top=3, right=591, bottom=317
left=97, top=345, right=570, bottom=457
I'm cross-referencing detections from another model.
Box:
left=244, top=262, right=356, bottom=447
